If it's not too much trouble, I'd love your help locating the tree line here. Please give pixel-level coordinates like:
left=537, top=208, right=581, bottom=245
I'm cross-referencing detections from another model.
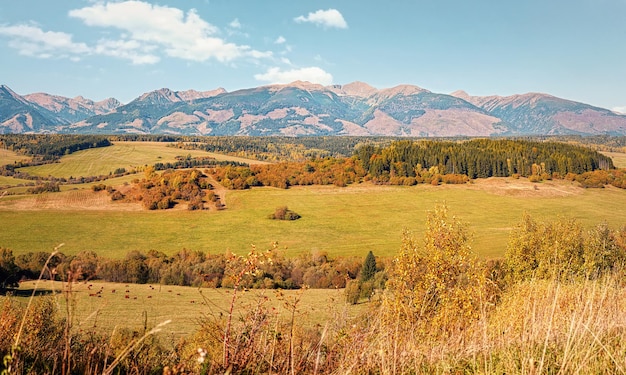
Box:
left=209, top=139, right=615, bottom=189
left=356, top=138, right=613, bottom=181
left=0, top=134, right=111, bottom=160
left=0, top=246, right=383, bottom=292
left=3, top=209, right=624, bottom=294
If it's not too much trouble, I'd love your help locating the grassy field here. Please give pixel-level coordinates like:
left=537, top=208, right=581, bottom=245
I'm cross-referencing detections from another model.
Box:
left=8, top=280, right=358, bottom=340
left=0, top=175, right=32, bottom=187
left=1, top=142, right=625, bottom=259
left=17, top=141, right=265, bottom=178
left=1, top=178, right=626, bottom=259
left=601, top=151, right=626, bottom=168
left=0, top=147, right=30, bottom=166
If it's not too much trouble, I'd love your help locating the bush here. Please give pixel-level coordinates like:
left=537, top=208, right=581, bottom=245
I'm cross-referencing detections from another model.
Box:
left=269, top=206, right=301, bottom=220
left=91, top=183, right=107, bottom=192
left=26, top=182, right=60, bottom=194
left=345, top=279, right=361, bottom=304
left=506, top=214, right=626, bottom=282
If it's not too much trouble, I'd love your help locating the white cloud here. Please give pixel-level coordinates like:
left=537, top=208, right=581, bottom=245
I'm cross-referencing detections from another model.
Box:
left=94, top=38, right=160, bottom=64
left=229, top=18, right=241, bottom=29
left=613, top=106, right=626, bottom=114
left=254, top=66, right=333, bottom=85
left=0, top=24, right=90, bottom=59
left=294, top=9, right=348, bottom=29
left=280, top=57, right=292, bottom=65
left=68, top=1, right=270, bottom=63
left=274, top=35, right=286, bottom=44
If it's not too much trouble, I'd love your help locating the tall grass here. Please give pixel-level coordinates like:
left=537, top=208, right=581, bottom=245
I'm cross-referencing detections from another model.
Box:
left=330, top=274, right=626, bottom=374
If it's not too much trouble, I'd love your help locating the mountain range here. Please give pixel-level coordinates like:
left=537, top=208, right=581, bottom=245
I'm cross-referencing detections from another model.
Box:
left=2, top=82, right=626, bottom=136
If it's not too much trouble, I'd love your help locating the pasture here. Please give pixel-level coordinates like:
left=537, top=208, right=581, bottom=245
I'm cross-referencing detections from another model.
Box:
left=1, top=177, right=626, bottom=259
left=601, top=151, right=626, bottom=168
left=10, top=280, right=356, bottom=339
left=16, top=141, right=266, bottom=179
left=0, top=147, right=30, bottom=166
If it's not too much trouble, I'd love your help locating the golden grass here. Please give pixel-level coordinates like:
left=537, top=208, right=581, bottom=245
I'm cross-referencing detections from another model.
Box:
left=335, top=274, right=626, bottom=373
left=0, top=148, right=30, bottom=166
left=602, top=151, right=626, bottom=168
left=8, top=280, right=360, bottom=341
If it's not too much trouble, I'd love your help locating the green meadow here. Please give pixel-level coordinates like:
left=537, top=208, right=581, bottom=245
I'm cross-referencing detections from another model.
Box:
left=2, top=181, right=626, bottom=259
left=2, top=142, right=626, bottom=260
left=17, top=141, right=265, bottom=179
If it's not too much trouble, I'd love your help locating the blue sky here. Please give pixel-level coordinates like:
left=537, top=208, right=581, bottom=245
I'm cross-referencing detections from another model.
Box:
left=0, top=0, right=625, bottom=112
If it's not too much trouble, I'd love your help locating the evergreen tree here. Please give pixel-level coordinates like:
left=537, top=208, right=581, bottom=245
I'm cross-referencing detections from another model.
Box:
left=361, top=250, right=377, bottom=282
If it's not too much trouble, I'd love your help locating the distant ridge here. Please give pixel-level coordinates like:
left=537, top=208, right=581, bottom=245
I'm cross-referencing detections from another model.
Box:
left=2, top=82, right=626, bottom=136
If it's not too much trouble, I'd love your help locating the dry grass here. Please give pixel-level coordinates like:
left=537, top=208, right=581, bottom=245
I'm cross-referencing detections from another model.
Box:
left=8, top=280, right=360, bottom=340
left=334, top=274, right=626, bottom=374
left=0, top=148, right=30, bottom=166
left=601, top=151, right=626, bottom=168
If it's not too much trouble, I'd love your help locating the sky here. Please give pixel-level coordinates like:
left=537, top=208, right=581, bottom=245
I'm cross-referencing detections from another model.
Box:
left=0, top=0, right=625, bottom=112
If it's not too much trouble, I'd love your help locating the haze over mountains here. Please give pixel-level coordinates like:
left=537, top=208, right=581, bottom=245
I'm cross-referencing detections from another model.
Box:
left=2, top=81, right=626, bottom=136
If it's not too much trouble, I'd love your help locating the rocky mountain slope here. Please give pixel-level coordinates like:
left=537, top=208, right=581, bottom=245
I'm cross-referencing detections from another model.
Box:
left=0, top=84, right=121, bottom=133
left=2, top=82, right=626, bottom=136
left=451, top=91, right=626, bottom=135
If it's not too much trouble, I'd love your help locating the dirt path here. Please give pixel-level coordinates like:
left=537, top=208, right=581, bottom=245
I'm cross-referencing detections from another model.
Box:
left=204, top=174, right=227, bottom=210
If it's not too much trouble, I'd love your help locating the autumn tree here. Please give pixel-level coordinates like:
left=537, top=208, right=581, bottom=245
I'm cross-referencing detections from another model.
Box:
left=506, top=215, right=626, bottom=282
left=0, top=248, right=19, bottom=291
left=384, top=204, right=488, bottom=337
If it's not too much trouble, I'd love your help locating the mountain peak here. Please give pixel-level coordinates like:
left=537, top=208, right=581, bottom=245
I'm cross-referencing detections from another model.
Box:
left=4, top=82, right=626, bottom=136
left=0, top=84, right=32, bottom=105
left=340, top=81, right=379, bottom=97
left=134, top=88, right=182, bottom=104
left=1, top=84, right=22, bottom=98
left=265, top=81, right=328, bottom=92
left=379, top=84, right=429, bottom=98
left=450, top=90, right=470, bottom=99
left=176, top=88, right=226, bottom=101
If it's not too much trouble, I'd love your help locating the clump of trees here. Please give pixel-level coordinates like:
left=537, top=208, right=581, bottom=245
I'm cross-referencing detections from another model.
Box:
left=345, top=250, right=386, bottom=304
left=118, top=168, right=213, bottom=210
left=269, top=206, right=301, bottom=220
left=26, top=181, right=60, bottom=194
left=0, top=248, right=19, bottom=291
left=505, top=214, right=626, bottom=282
left=355, top=139, right=613, bottom=181
left=571, top=168, right=626, bottom=189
